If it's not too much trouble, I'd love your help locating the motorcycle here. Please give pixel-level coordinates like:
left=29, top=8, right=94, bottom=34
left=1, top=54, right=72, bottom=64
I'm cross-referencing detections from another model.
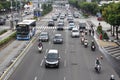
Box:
left=81, top=38, right=84, bottom=45
left=38, top=45, right=43, bottom=53
left=85, top=30, right=87, bottom=35
left=84, top=42, right=88, bottom=48
left=91, top=45, right=96, bottom=51
left=94, top=65, right=101, bottom=73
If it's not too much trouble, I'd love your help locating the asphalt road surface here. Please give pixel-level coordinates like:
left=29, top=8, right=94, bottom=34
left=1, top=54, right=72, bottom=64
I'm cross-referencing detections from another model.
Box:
left=8, top=8, right=120, bottom=80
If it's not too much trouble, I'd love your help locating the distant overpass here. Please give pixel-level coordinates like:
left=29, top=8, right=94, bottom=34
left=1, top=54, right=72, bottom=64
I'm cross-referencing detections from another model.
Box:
left=53, top=0, right=68, bottom=6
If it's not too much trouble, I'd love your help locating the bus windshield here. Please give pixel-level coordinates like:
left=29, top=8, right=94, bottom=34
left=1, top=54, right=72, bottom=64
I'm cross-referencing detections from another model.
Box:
left=16, top=25, right=29, bottom=35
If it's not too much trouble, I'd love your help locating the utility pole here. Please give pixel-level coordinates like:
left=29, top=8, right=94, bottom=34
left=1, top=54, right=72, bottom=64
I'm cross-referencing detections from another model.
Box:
left=10, top=0, right=14, bottom=30
left=20, top=0, right=23, bottom=21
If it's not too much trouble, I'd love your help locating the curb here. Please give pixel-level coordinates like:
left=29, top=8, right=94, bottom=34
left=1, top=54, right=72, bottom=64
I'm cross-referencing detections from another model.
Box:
left=0, top=36, right=37, bottom=80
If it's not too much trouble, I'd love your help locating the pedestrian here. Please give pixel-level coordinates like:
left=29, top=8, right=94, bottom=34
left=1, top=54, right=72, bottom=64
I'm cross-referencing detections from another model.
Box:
left=89, top=29, right=91, bottom=35
left=91, top=24, right=93, bottom=29
left=92, top=30, right=94, bottom=36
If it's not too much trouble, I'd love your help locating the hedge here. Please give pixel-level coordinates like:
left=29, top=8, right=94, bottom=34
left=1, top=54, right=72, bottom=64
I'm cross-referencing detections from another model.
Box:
left=97, top=25, right=109, bottom=40
left=41, top=4, right=53, bottom=16
left=0, top=32, right=16, bottom=47
left=0, top=29, right=7, bottom=35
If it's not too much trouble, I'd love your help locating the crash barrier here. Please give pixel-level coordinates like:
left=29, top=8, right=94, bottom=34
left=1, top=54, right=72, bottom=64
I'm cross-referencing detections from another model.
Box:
left=0, top=36, right=37, bottom=80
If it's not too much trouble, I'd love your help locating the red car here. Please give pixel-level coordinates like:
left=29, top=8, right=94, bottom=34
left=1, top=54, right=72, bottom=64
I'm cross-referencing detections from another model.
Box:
left=97, top=17, right=103, bottom=21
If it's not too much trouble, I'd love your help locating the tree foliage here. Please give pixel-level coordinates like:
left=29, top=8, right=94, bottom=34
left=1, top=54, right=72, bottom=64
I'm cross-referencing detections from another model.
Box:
left=68, top=0, right=99, bottom=15
left=102, top=2, right=120, bottom=26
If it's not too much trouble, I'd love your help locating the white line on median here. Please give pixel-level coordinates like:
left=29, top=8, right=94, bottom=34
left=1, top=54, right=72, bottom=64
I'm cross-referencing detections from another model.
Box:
left=64, top=76, right=66, bottom=80
left=40, top=59, right=44, bottom=67
left=34, top=76, right=37, bottom=80
left=64, top=60, right=66, bottom=67
left=49, top=41, right=51, bottom=44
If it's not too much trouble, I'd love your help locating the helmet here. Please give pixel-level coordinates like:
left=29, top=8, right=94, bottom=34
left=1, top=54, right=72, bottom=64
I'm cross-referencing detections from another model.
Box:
left=111, top=75, right=114, bottom=79
left=96, top=58, right=99, bottom=60
left=92, top=40, right=94, bottom=42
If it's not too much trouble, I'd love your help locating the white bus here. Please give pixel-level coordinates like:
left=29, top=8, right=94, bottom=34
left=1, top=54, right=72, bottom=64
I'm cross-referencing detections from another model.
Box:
left=16, top=19, right=36, bottom=40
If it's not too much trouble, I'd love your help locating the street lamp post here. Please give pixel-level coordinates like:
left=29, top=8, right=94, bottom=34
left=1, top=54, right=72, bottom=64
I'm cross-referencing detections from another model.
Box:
left=10, top=0, right=14, bottom=30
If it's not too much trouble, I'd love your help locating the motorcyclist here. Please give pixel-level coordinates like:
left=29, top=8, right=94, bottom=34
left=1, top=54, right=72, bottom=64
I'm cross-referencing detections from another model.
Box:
left=91, top=40, right=95, bottom=46
left=110, top=75, right=115, bottom=80
left=84, top=38, right=88, bottom=43
left=85, top=29, right=87, bottom=35
left=38, top=41, right=43, bottom=47
left=81, top=32, right=85, bottom=37
left=89, top=29, right=91, bottom=35
left=81, top=36, right=85, bottom=44
left=95, top=58, right=101, bottom=67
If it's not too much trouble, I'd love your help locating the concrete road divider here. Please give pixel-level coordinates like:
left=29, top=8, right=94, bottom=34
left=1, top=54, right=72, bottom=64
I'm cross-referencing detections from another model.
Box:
left=0, top=36, right=37, bottom=80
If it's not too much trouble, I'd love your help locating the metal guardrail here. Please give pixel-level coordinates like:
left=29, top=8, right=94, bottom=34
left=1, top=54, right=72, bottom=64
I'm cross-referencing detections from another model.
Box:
left=0, top=36, right=37, bottom=80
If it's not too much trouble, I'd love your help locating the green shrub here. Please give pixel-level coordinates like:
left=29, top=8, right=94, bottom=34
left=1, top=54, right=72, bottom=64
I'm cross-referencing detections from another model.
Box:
left=97, top=25, right=109, bottom=40
left=83, top=14, right=89, bottom=18
left=0, top=30, right=7, bottom=35
left=97, top=25, right=102, bottom=34
left=41, top=4, right=53, bottom=16
left=0, top=32, right=16, bottom=46
left=103, top=32, right=109, bottom=40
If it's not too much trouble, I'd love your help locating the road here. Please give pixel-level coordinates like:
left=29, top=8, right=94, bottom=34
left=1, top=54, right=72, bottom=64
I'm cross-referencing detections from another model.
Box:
left=8, top=7, right=120, bottom=80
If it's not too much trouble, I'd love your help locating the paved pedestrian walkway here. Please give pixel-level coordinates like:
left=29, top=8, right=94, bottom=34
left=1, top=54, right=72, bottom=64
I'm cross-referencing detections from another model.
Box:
left=88, top=16, right=120, bottom=60
left=97, top=40, right=118, bottom=47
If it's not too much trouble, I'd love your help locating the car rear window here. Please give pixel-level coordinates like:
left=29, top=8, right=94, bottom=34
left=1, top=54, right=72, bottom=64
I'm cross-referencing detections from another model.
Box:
left=47, top=53, right=58, bottom=59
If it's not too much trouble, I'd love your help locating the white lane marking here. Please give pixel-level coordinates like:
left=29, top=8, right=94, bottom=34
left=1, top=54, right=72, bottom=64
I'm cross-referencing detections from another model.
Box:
left=34, top=76, right=37, bottom=80
left=40, top=59, right=44, bottom=67
left=49, top=41, right=51, bottom=44
left=64, top=76, right=66, bottom=80
left=46, top=49, right=48, bottom=54
left=64, top=60, right=66, bottom=67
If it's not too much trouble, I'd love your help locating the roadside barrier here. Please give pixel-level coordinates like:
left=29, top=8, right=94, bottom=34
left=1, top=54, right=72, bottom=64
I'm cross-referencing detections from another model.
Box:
left=0, top=36, right=37, bottom=80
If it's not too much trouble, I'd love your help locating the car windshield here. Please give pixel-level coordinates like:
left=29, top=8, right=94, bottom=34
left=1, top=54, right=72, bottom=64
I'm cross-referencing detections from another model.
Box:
left=40, top=33, right=47, bottom=37
left=47, top=53, right=58, bottom=59
left=70, top=23, right=74, bottom=26
left=59, top=20, right=63, bottom=23
left=55, top=36, right=61, bottom=39
left=72, top=30, right=78, bottom=32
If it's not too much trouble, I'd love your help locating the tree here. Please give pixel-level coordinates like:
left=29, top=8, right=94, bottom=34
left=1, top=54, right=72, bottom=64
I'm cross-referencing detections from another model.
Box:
left=102, top=2, right=120, bottom=39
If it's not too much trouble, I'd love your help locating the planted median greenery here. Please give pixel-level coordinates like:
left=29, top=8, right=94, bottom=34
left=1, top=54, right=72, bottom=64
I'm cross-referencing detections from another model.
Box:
left=97, top=24, right=109, bottom=40
left=41, top=4, right=53, bottom=16
left=0, top=30, right=7, bottom=35
left=0, top=32, right=16, bottom=47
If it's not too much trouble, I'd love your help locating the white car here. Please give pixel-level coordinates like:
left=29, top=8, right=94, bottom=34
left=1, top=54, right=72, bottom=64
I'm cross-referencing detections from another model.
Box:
left=71, top=28, right=80, bottom=37
left=68, top=23, right=75, bottom=30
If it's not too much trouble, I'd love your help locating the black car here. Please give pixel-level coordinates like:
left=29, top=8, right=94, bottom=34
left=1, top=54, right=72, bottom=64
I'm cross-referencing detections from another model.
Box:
left=53, top=34, right=63, bottom=44
left=0, top=17, right=6, bottom=25
left=48, top=20, right=54, bottom=26
left=39, top=32, right=49, bottom=42
left=45, top=49, right=60, bottom=68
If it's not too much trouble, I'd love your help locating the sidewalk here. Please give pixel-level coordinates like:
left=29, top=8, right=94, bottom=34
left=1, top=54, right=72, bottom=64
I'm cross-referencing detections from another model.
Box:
left=88, top=16, right=119, bottom=47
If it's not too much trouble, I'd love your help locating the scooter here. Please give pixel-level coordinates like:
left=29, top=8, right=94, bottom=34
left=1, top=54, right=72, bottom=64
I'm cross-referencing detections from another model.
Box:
left=85, top=30, right=87, bottom=35
left=84, top=42, right=88, bottom=48
left=95, top=65, right=101, bottom=73
left=38, top=45, right=43, bottom=53
left=91, top=45, right=96, bottom=51
left=81, top=38, right=84, bottom=45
